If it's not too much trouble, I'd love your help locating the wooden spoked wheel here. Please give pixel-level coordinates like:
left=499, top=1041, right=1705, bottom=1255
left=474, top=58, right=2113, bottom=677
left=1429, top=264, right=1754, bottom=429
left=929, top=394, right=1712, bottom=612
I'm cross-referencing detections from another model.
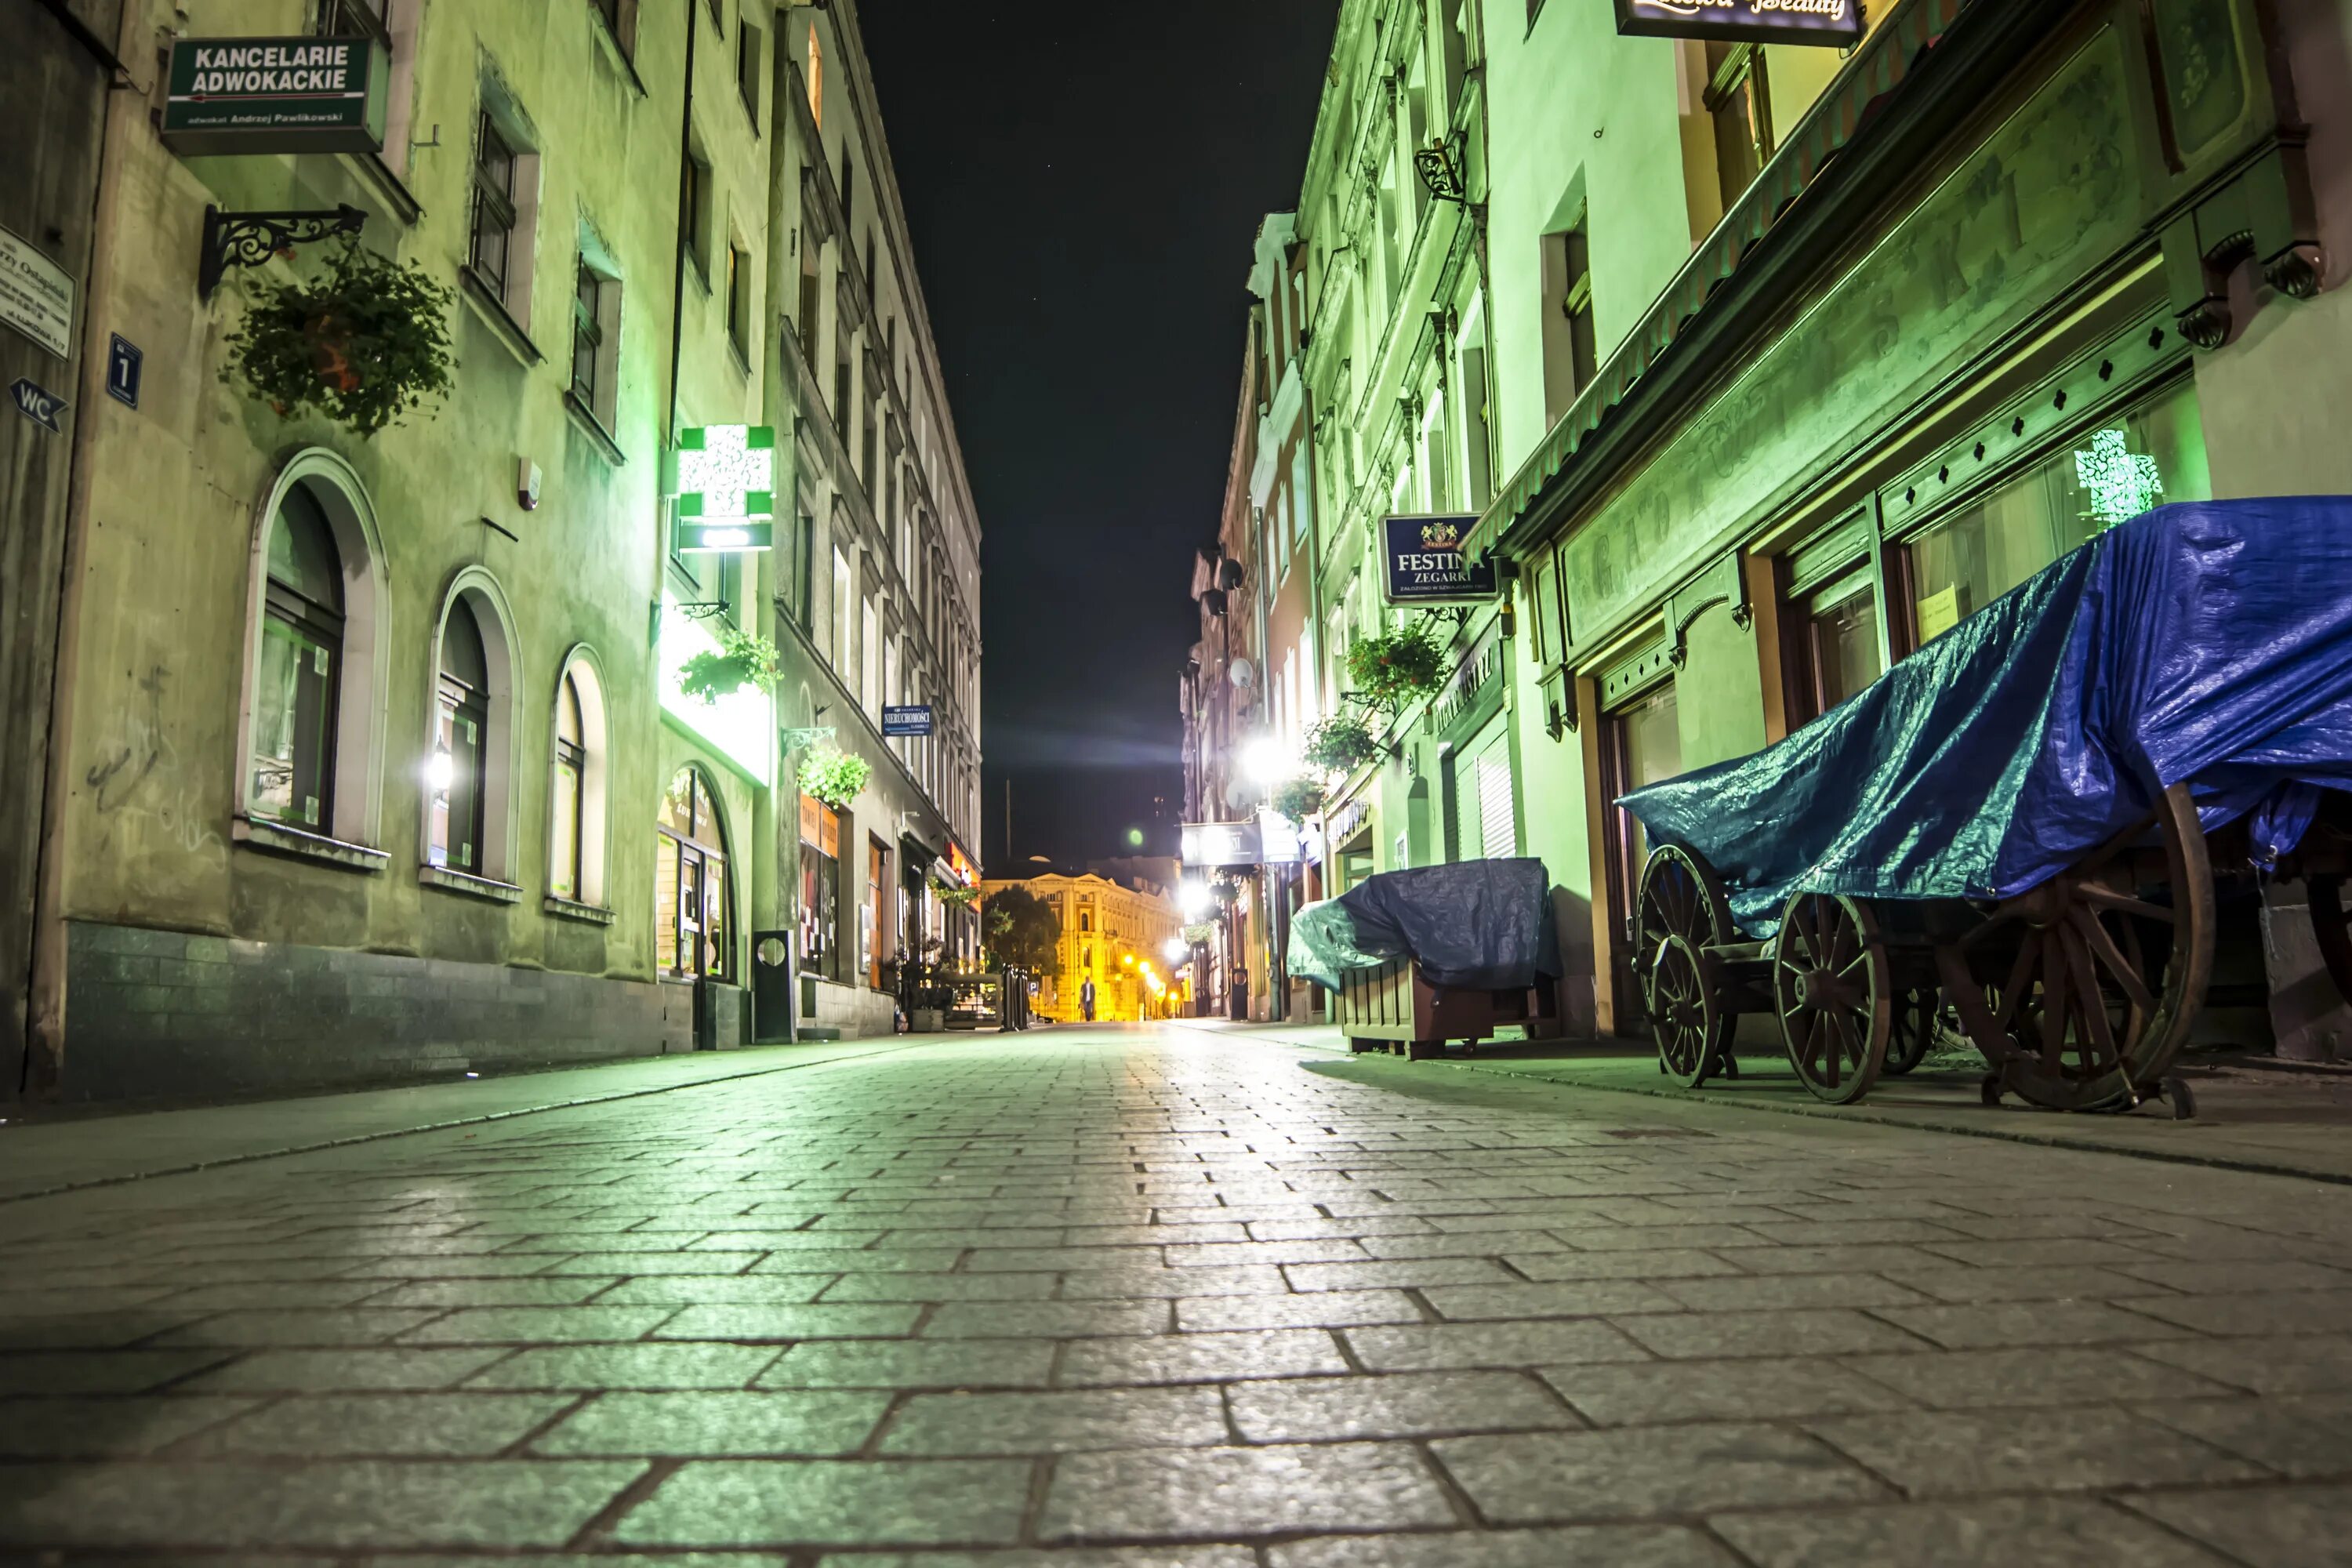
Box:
left=1635, top=844, right=1736, bottom=1083
left=1883, top=985, right=1939, bottom=1076
left=1650, top=934, right=1720, bottom=1088
left=1773, top=892, right=1893, bottom=1104
left=1934, top=782, right=2212, bottom=1111
left=2310, top=877, right=2352, bottom=1007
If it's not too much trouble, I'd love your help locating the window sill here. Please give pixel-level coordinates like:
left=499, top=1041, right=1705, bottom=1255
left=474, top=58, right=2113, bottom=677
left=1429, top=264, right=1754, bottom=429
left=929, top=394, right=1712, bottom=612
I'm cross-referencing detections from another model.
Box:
left=420, top=864, right=524, bottom=904
left=563, top=388, right=626, bottom=465
left=459, top=269, right=545, bottom=367
left=543, top=894, right=617, bottom=925
left=233, top=816, right=389, bottom=873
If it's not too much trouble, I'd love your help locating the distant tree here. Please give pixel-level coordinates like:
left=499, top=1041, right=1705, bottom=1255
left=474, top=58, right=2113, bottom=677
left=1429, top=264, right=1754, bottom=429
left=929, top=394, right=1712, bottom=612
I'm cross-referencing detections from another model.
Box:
left=982, top=886, right=1062, bottom=972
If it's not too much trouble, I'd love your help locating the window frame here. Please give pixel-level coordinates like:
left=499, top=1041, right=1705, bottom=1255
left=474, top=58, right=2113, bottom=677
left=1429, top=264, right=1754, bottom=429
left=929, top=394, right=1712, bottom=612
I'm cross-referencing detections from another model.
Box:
left=659, top=766, right=735, bottom=981
left=470, top=112, right=520, bottom=301
left=419, top=572, right=522, bottom=890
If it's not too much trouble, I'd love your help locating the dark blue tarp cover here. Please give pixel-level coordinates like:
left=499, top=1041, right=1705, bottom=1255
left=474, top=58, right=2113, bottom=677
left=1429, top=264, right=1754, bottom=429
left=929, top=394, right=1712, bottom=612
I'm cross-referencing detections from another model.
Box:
left=1620, top=499, right=2352, bottom=935
left=1288, top=858, right=1562, bottom=991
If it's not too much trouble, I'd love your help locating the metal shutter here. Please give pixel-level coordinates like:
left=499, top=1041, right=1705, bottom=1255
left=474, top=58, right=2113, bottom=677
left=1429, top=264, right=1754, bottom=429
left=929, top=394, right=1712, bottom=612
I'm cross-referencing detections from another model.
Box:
left=1476, top=728, right=1515, bottom=860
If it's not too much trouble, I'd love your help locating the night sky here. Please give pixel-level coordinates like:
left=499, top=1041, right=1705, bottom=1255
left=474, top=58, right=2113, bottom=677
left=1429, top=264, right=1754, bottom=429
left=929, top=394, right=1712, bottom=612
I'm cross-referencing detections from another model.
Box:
left=861, top=5, right=1338, bottom=872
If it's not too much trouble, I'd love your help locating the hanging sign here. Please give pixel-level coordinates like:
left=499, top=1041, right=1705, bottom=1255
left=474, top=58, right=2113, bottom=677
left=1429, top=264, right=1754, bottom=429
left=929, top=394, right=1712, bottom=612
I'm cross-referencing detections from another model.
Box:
left=0, top=224, right=74, bottom=359
left=1613, top=0, right=1864, bottom=45
left=10, top=377, right=68, bottom=434
left=664, top=423, right=777, bottom=552
left=162, top=37, right=390, bottom=155
left=1382, top=514, right=1499, bottom=605
left=882, top=705, right=935, bottom=738
left=1181, top=819, right=1262, bottom=869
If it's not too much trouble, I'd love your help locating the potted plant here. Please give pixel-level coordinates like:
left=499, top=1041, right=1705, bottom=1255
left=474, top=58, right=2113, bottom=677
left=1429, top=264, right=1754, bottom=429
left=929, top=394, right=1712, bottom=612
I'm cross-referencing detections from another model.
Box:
left=1270, top=775, right=1327, bottom=822
left=935, top=883, right=980, bottom=909
left=797, top=745, right=872, bottom=809
left=1346, top=622, right=1448, bottom=714
left=1304, top=712, right=1384, bottom=775
left=677, top=627, right=783, bottom=705
left=221, top=238, right=456, bottom=436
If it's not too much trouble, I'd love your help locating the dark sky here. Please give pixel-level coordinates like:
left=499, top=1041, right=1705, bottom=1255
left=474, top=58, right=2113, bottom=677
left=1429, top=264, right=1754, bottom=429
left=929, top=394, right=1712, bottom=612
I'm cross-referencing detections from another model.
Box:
left=861, top=5, right=1338, bottom=873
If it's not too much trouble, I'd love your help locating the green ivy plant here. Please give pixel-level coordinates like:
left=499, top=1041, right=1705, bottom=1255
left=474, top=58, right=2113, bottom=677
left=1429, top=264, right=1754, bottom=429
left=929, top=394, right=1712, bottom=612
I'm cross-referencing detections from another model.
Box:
left=677, top=627, right=784, bottom=705
left=935, top=883, right=981, bottom=908
left=221, top=238, right=456, bottom=437
left=1346, top=622, right=1448, bottom=713
left=1270, top=775, right=1328, bottom=822
left=1304, top=712, right=1383, bottom=775
left=798, top=745, right=873, bottom=809
left=1181, top=921, right=1218, bottom=946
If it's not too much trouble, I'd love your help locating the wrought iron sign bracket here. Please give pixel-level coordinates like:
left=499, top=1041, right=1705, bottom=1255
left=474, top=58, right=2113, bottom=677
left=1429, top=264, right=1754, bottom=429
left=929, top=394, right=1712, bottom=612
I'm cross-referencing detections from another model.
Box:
left=198, top=204, right=368, bottom=302
left=1413, top=130, right=1468, bottom=205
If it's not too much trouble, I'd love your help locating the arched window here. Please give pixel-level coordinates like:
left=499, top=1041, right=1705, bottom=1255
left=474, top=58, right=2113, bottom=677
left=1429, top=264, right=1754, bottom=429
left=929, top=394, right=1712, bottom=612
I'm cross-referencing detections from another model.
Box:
left=658, top=765, right=733, bottom=979
left=423, top=571, right=520, bottom=887
left=238, top=452, right=390, bottom=855
left=250, top=483, right=345, bottom=829
left=547, top=652, right=611, bottom=908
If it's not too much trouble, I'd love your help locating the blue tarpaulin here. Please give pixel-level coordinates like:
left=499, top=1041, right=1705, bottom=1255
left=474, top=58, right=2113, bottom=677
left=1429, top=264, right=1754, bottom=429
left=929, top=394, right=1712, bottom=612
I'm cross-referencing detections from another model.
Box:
left=1288, top=858, right=1561, bottom=992
left=1619, top=499, right=2352, bottom=935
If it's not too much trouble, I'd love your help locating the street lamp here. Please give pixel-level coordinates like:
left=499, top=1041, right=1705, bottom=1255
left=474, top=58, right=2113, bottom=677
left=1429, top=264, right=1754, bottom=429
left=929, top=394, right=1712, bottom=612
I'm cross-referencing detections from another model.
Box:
left=1162, top=937, right=1190, bottom=966
left=1240, top=733, right=1298, bottom=786
left=1178, top=880, right=1212, bottom=920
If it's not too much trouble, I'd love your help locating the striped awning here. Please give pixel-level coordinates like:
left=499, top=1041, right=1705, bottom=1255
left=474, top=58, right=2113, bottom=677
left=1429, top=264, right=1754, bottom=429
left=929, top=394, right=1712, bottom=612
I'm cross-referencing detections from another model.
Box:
left=1467, top=0, right=1968, bottom=562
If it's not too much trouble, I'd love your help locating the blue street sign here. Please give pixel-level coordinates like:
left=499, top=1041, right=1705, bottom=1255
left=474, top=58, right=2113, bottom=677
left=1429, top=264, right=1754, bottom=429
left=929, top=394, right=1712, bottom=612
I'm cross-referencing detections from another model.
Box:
left=882, top=704, right=935, bottom=738
left=106, top=334, right=143, bottom=409
left=9, top=376, right=67, bottom=434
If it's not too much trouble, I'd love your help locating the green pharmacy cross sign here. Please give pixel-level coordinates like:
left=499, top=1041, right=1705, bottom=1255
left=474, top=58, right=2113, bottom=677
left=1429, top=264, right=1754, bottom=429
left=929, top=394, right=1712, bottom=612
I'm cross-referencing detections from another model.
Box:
left=664, top=424, right=777, bottom=553
left=162, top=38, right=389, bottom=155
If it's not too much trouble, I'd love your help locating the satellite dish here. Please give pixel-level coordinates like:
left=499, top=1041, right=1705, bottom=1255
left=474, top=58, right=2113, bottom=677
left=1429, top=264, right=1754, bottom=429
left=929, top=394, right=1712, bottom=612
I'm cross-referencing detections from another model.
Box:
left=1229, top=657, right=1256, bottom=691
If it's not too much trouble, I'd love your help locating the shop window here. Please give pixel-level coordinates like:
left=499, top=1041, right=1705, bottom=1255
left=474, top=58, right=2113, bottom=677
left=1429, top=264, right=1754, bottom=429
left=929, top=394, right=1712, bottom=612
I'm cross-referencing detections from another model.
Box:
left=659, top=766, right=734, bottom=979
left=548, top=656, right=609, bottom=906
left=1705, top=42, right=1773, bottom=212
left=429, top=601, right=491, bottom=873
left=865, top=837, right=890, bottom=989
left=1540, top=220, right=1595, bottom=426
left=1900, top=380, right=2209, bottom=649
left=1602, top=681, right=1682, bottom=1010
left=250, top=483, right=345, bottom=832
left=799, top=791, right=841, bottom=978
left=1792, top=573, right=1882, bottom=725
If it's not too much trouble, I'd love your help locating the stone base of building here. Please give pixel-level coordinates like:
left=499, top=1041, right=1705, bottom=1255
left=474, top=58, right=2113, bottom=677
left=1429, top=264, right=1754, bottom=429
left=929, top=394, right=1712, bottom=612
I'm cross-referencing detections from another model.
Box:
left=60, top=919, right=693, bottom=1103
left=804, top=975, right=897, bottom=1039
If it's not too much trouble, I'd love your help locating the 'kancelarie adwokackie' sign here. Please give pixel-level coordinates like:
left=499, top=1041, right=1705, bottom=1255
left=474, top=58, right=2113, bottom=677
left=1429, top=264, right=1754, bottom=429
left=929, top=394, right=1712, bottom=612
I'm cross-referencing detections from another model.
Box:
left=162, top=37, right=389, bottom=156
left=1613, top=0, right=1863, bottom=45
left=1382, top=514, right=1498, bottom=606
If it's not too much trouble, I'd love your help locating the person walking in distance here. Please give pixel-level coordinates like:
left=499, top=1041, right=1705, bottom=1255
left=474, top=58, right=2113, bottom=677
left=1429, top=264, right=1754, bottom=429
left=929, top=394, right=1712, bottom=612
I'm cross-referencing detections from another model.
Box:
left=1080, top=975, right=1097, bottom=1023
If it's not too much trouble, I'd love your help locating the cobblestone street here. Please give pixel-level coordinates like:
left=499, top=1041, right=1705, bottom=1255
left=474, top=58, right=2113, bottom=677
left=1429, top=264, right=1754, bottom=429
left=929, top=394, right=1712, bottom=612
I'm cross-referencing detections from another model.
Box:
left=6, top=1027, right=2352, bottom=1564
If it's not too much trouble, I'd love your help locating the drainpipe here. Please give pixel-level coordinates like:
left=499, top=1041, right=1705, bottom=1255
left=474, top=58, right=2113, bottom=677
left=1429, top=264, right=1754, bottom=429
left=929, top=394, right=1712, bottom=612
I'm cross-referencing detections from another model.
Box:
left=24, top=0, right=139, bottom=1099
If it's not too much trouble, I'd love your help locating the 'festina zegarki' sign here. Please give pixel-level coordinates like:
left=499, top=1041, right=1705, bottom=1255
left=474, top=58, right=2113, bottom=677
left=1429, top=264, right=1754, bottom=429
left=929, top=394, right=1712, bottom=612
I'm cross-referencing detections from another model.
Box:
left=1613, top=0, right=1863, bottom=45
left=162, top=38, right=390, bottom=156
left=1383, top=514, right=1499, bottom=606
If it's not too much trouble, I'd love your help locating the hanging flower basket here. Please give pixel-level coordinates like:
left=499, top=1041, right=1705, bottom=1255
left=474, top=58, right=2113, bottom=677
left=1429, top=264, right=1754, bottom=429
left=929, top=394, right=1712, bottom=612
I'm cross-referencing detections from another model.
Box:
left=1270, top=775, right=1328, bottom=822
left=220, top=238, right=455, bottom=437
left=798, top=745, right=872, bottom=810
left=1304, top=713, right=1384, bottom=775
left=1346, top=622, right=1448, bottom=714
left=1181, top=921, right=1217, bottom=946
left=677, top=627, right=783, bottom=705
left=935, top=883, right=980, bottom=908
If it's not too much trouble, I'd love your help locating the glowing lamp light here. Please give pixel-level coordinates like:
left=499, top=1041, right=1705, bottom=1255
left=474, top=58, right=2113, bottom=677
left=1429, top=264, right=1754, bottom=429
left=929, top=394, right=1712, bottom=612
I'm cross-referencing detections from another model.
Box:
left=1241, top=734, right=1298, bottom=786
left=1162, top=937, right=1190, bottom=965
left=666, top=425, right=776, bottom=519
left=426, top=744, right=454, bottom=792
left=1178, top=881, right=1212, bottom=919
left=704, top=528, right=752, bottom=550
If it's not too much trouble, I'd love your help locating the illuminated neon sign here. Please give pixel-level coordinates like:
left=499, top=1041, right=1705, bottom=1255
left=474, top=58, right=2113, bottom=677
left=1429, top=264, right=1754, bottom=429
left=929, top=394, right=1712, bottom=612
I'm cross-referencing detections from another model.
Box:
left=663, top=424, right=776, bottom=552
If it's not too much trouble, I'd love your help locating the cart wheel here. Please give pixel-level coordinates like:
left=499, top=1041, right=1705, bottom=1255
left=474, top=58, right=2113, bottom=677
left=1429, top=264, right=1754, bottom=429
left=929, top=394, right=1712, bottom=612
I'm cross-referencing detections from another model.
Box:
left=2165, top=1075, right=2198, bottom=1120
left=1649, top=934, right=1720, bottom=1090
left=2310, top=877, right=2352, bottom=1008
left=1935, top=782, right=2212, bottom=1112
left=1635, top=844, right=1737, bottom=1076
left=1882, top=986, right=1938, bottom=1076
left=1773, top=891, right=1892, bottom=1105
left=1980, top=1074, right=2004, bottom=1107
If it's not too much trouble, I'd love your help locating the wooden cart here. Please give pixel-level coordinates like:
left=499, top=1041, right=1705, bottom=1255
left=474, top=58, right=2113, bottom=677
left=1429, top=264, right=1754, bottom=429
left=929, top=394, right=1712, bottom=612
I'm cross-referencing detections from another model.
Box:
left=1340, top=956, right=1563, bottom=1059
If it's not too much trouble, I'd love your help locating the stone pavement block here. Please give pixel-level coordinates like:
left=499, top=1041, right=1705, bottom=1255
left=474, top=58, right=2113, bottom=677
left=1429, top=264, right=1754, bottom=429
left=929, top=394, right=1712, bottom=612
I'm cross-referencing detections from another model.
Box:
left=1174, top=1290, right=1421, bottom=1333
left=1268, top=1523, right=1744, bottom=1567
left=1432, top=1423, right=1884, bottom=1523
left=757, top=1338, right=1058, bottom=1388
left=1541, top=1356, right=1912, bottom=1426
left=2118, top=1288, right=2352, bottom=1337
left=1843, top=1346, right=2239, bottom=1409
left=821, top=1272, right=1058, bottom=1301
left=1699, top=1243, right=1958, bottom=1276
left=1040, top=1441, right=1456, bottom=1541
left=360, top=1277, right=624, bottom=1307
left=546, top=1251, right=765, bottom=1276
left=2123, top=1484, right=2352, bottom=1567
left=1283, top=1258, right=1519, bottom=1291
left=0, top=1309, right=206, bottom=1348
left=0, top=1395, right=257, bottom=1455
left=1878, top=1265, right=2160, bottom=1304
left=1804, top=1406, right=2267, bottom=1495
left=1914, top=1239, right=2160, bottom=1269
left=961, top=1247, right=1159, bottom=1272
left=612, top=1457, right=1031, bottom=1548
left=1059, top=1265, right=1287, bottom=1299
left=0, top=1458, right=644, bottom=1549
left=183, top=1348, right=511, bottom=1392
left=920, top=1301, right=1169, bottom=1338
left=1505, top=1248, right=1740, bottom=1281
left=824, top=1550, right=1254, bottom=1567
left=0, top=1348, right=227, bottom=1393
left=464, top=1342, right=779, bottom=1389
left=881, top=1385, right=1229, bottom=1454
left=1871, top=1299, right=2196, bottom=1348
left=1561, top=1225, right=1762, bottom=1251
left=1058, top=1329, right=1349, bottom=1386
left=1163, top=1240, right=1365, bottom=1267
left=1227, top=1370, right=1577, bottom=1442
left=750, top=1249, right=966, bottom=1274
left=2113, top=1260, right=2352, bottom=1294
left=1613, top=1308, right=1924, bottom=1360
left=1421, top=1280, right=1686, bottom=1319
left=599, top=1275, right=849, bottom=1305
left=1715, top=1494, right=2236, bottom=1567
left=1654, top=1273, right=1935, bottom=1312
left=178, top=1392, right=574, bottom=1456
left=2139, top=1393, right=2352, bottom=1477
left=154, top=1280, right=400, bottom=1310
left=532, top=1389, right=889, bottom=1456
left=1344, top=1319, right=1649, bottom=1372
left=398, top=1305, right=679, bottom=1343
left=652, top=1303, right=923, bottom=1340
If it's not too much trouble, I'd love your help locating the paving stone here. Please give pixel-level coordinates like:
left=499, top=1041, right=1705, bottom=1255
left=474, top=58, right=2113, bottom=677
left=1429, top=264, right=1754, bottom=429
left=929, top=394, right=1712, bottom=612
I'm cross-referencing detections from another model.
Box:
left=398, top=1305, right=677, bottom=1343
left=1804, top=1406, right=2266, bottom=1494
left=1877, top=1265, right=2161, bottom=1304
left=2132, top=1333, right=2352, bottom=1393
left=1504, top=1249, right=1740, bottom=1281
left=1541, top=1356, right=1912, bottom=1425
left=359, top=1277, right=623, bottom=1307
left=1421, top=1280, right=1686, bottom=1319
left=2138, top=1393, right=2352, bottom=1477
left=1717, top=1494, right=2234, bottom=1566
left=1844, top=1345, right=2239, bottom=1409
left=599, top=1275, right=851, bottom=1305
left=1613, top=1308, right=1925, bottom=1360
left=1345, top=1319, right=1650, bottom=1371
left=1227, top=1370, right=1577, bottom=1441
left=1912, top=1238, right=2161, bottom=1269
left=1058, top=1328, right=1349, bottom=1385
left=545, top=1250, right=766, bottom=1276
left=532, top=1389, right=889, bottom=1456
left=0, top=1459, right=644, bottom=1548
left=1432, top=1424, right=1884, bottom=1523
left=1060, top=1265, right=1287, bottom=1299
left=0, top=1349, right=229, bottom=1394
left=1174, top=1289, right=1421, bottom=1332
left=882, top=1385, right=1229, bottom=1454
left=179, top=1347, right=510, bottom=1392
left=1283, top=1258, right=1519, bottom=1291
left=821, top=1272, right=1059, bottom=1301
left=1869, top=1298, right=2199, bottom=1348
left=1653, top=1272, right=1935, bottom=1311
left=2123, top=1484, right=2352, bottom=1567
left=2118, top=1287, right=2352, bottom=1337
left=2112, top=1260, right=2352, bottom=1295
left=1041, top=1442, right=1455, bottom=1541
left=758, top=1338, right=1058, bottom=1388
left=0, top=1395, right=258, bottom=1456
left=612, top=1457, right=1030, bottom=1547
left=1268, top=1524, right=1744, bottom=1567
left=920, top=1301, right=1169, bottom=1338
left=0, top=1309, right=207, bottom=1348
left=179, top=1392, right=574, bottom=1456
left=464, top=1342, right=779, bottom=1389
left=652, top=1302, right=924, bottom=1339
left=826, top=1552, right=1255, bottom=1568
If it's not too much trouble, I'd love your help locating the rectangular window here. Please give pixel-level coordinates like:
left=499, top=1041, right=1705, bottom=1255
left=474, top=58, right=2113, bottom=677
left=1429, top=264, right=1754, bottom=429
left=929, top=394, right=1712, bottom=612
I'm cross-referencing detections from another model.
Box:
left=1796, top=573, right=1882, bottom=724
left=793, top=510, right=815, bottom=630
left=1540, top=221, right=1595, bottom=426
left=866, top=837, right=889, bottom=989
left=428, top=678, right=486, bottom=871
left=736, top=16, right=762, bottom=123
left=681, top=151, right=710, bottom=277
left=799, top=793, right=840, bottom=978
left=797, top=223, right=822, bottom=365
left=321, top=0, right=390, bottom=45
left=470, top=113, right=518, bottom=302
left=588, top=0, right=627, bottom=50
left=251, top=618, right=336, bottom=828
left=1460, top=339, right=1494, bottom=510
left=806, top=24, right=823, bottom=127
left=1706, top=42, right=1773, bottom=213
left=569, top=260, right=608, bottom=416
left=833, top=549, right=853, bottom=672
left=724, top=241, right=750, bottom=357
left=862, top=598, right=880, bottom=720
